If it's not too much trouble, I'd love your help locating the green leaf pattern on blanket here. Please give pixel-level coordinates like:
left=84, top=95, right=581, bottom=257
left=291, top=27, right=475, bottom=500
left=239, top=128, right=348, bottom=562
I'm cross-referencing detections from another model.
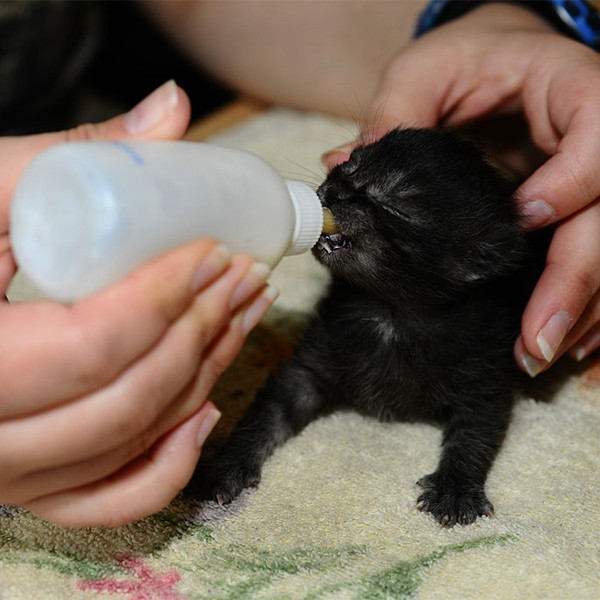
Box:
left=191, top=544, right=367, bottom=600
left=182, top=534, right=515, bottom=600
left=307, top=534, right=516, bottom=600
left=0, top=505, right=516, bottom=599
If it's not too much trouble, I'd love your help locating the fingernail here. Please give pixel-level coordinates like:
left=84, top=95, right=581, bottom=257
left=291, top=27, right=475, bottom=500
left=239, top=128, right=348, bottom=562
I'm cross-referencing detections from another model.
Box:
left=570, top=328, right=600, bottom=362
left=191, top=244, right=232, bottom=292
left=123, top=80, right=179, bottom=134
left=241, top=285, right=279, bottom=334
left=322, top=143, right=353, bottom=159
left=229, top=262, right=272, bottom=310
left=518, top=350, right=547, bottom=378
left=571, top=345, right=588, bottom=362
left=196, top=405, right=222, bottom=449
left=536, top=311, right=572, bottom=362
left=322, top=138, right=359, bottom=167
left=519, top=200, right=555, bottom=229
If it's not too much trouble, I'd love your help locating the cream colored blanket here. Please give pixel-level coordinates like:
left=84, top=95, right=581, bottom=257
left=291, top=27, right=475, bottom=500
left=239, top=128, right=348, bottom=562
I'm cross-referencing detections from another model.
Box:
left=2, top=109, right=599, bottom=599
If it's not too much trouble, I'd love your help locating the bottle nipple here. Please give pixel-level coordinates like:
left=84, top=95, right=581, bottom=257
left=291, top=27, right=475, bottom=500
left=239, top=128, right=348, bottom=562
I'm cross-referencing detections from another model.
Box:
left=322, top=207, right=338, bottom=234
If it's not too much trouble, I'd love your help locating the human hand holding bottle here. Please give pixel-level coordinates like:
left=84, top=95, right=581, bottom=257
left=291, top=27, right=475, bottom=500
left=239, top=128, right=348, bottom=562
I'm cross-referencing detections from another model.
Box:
left=0, top=82, right=277, bottom=527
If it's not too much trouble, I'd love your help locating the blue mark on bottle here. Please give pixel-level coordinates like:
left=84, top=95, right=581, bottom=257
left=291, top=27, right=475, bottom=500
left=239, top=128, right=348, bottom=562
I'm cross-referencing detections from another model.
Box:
left=109, top=141, right=144, bottom=165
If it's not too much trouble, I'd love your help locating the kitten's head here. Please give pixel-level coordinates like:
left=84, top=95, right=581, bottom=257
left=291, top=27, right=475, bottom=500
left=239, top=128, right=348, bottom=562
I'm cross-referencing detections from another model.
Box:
left=314, top=128, right=525, bottom=304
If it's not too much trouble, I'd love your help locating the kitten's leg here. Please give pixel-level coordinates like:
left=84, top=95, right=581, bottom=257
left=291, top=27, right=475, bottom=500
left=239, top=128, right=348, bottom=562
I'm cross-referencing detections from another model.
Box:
left=416, top=406, right=511, bottom=526
left=185, top=363, right=326, bottom=504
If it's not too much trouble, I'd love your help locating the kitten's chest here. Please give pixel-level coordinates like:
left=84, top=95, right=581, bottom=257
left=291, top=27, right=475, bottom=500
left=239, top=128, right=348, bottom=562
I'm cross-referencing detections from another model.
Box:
left=361, top=312, right=404, bottom=345
left=310, top=291, right=517, bottom=422
left=317, top=308, right=443, bottom=419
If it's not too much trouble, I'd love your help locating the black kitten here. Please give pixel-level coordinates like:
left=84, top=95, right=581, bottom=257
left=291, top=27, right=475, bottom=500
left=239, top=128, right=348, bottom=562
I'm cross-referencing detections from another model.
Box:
left=186, top=128, right=547, bottom=526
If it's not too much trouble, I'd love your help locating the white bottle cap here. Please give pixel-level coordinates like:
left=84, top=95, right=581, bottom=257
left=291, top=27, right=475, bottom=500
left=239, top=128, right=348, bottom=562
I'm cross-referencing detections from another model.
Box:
left=284, top=180, right=323, bottom=256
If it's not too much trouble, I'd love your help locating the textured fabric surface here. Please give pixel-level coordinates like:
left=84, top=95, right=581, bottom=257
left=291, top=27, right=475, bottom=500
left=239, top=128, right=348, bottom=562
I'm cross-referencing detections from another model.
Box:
left=3, top=109, right=599, bottom=599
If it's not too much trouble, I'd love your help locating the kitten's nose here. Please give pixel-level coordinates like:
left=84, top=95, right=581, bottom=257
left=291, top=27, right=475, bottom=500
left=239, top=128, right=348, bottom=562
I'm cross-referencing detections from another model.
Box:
left=317, top=180, right=355, bottom=204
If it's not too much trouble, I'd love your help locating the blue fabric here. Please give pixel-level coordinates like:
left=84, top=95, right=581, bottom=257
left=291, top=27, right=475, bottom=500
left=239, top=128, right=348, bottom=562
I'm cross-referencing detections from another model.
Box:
left=415, top=0, right=600, bottom=50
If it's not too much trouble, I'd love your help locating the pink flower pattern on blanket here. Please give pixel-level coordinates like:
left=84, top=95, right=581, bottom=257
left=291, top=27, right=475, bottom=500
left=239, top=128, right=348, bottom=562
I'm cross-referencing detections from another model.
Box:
left=77, top=556, right=182, bottom=599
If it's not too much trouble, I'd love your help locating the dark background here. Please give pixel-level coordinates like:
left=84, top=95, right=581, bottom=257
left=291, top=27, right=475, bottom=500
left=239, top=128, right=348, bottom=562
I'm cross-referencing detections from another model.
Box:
left=0, top=0, right=233, bottom=135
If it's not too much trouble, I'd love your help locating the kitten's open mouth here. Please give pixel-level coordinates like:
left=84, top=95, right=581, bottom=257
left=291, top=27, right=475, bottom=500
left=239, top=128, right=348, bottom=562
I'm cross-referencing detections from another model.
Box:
left=316, top=233, right=352, bottom=254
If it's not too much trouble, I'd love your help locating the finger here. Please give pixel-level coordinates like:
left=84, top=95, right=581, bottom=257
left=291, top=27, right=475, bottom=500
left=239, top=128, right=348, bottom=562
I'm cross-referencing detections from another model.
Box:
left=123, top=283, right=278, bottom=461
left=322, top=144, right=354, bottom=171
left=0, top=255, right=259, bottom=468
left=321, top=37, right=456, bottom=172
left=88, top=283, right=279, bottom=474
left=361, top=24, right=481, bottom=140
left=15, top=285, right=279, bottom=503
left=516, top=202, right=600, bottom=374
left=0, top=237, right=15, bottom=296
left=24, top=402, right=221, bottom=528
left=569, top=321, right=600, bottom=362
left=364, top=54, right=442, bottom=136
left=190, top=284, right=280, bottom=406
left=557, top=285, right=600, bottom=361
left=0, top=240, right=231, bottom=415
left=516, top=104, right=600, bottom=229
left=0, top=81, right=190, bottom=216
left=565, top=288, right=600, bottom=361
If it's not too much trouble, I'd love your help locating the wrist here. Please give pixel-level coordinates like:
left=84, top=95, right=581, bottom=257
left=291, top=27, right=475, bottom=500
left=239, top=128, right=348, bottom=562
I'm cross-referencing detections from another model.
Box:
left=416, top=1, right=600, bottom=49
left=462, top=3, right=561, bottom=34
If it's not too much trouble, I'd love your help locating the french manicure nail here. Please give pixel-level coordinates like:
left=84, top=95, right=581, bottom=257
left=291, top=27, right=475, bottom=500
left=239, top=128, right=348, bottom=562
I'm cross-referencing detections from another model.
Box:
left=191, top=244, right=232, bottom=292
left=196, top=406, right=222, bottom=448
left=519, top=199, right=556, bottom=229
left=536, top=311, right=572, bottom=362
left=241, top=285, right=279, bottom=334
left=229, top=262, right=272, bottom=310
left=519, top=350, right=547, bottom=378
left=570, top=327, right=600, bottom=362
left=571, top=345, right=588, bottom=362
left=123, top=80, right=179, bottom=134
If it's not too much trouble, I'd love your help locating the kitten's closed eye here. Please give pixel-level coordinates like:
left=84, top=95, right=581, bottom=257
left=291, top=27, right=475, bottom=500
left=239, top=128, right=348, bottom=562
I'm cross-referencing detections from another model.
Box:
left=374, top=199, right=414, bottom=222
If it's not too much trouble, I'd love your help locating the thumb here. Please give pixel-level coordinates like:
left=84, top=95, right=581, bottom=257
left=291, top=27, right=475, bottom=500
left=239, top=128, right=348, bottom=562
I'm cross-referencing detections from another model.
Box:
left=361, top=49, right=443, bottom=138
left=323, top=39, right=447, bottom=171
left=1, top=80, right=191, bottom=201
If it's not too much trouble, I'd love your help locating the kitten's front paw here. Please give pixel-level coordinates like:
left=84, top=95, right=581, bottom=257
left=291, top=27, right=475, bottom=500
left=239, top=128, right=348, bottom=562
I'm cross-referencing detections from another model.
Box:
left=185, top=457, right=262, bottom=505
left=416, top=473, right=494, bottom=527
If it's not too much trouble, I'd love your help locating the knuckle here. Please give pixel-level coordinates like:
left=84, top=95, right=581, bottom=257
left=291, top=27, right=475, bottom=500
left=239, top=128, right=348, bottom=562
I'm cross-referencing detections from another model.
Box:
left=75, top=341, right=114, bottom=390
left=197, top=362, right=224, bottom=397
left=567, top=163, right=597, bottom=206
left=198, top=341, right=240, bottom=395
left=110, top=397, right=156, bottom=444
left=66, top=321, right=116, bottom=390
left=128, top=263, right=193, bottom=327
left=123, top=428, right=159, bottom=467
left=208, top=339, right=243, bottom=380
left=64, top=122, right=102, bottom=143
left=571, top=269, right=598, bottom=304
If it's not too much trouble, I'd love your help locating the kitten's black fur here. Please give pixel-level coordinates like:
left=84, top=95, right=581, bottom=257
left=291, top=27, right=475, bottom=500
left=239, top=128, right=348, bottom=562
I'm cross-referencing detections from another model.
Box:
left=186, top=128, right=547, bottom=526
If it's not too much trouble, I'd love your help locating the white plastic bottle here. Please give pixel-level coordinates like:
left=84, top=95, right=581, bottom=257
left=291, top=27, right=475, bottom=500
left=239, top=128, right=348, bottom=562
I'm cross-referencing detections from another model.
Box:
left=10, top=141, right=324, bottom=301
